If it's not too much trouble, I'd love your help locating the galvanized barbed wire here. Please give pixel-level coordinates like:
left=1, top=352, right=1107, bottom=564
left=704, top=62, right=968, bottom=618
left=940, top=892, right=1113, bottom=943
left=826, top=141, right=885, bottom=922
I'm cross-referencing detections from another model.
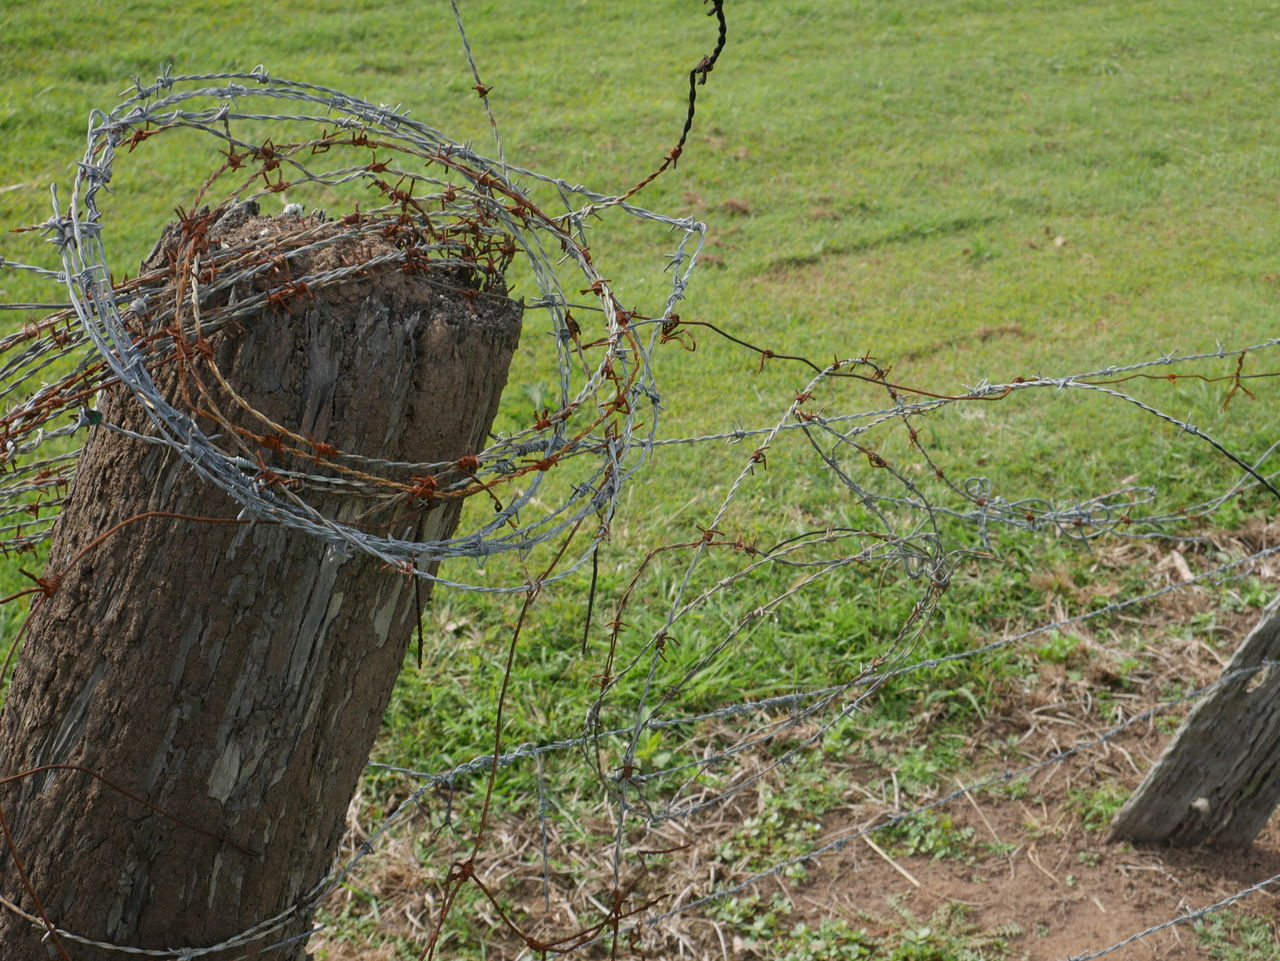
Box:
left=549, top=651, right=1280, bottom=959
left=8, top=169, right=1280, bottom=954
left=322, top=548, right=1280, bottom=959
left=4, top=543, right=1277, bottom=957
left=356, top=539, right=1280, bottom=800
left=0, top=69, right=710, bottom=595
left=1063, top=868, right=1280, bottom=961
left=4, top=3, right=1280, bottom=959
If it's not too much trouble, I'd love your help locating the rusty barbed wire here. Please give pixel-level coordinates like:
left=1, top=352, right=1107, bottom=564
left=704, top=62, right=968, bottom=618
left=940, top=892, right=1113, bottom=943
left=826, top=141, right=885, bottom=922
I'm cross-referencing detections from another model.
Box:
left=0, top=70, right=705, bottom=593
left=3, top=1, right=1280, bottom=959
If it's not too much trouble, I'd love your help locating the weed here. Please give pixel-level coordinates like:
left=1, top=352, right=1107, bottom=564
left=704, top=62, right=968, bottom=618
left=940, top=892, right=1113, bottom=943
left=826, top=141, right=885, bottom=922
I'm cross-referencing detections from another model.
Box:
left=707, top=893, right=794, bottom=952
left=882, top=810, right=976, bottom=862
left=715, top=794, right=823, bottom=879
left=789, top=903, right=1018, bottom=961
left=1067, top=782, right=1129, bottom=833
left=1035, top=630, right=1084, bottom=666
left=782, top=918, right=878, bottom=960
left=1225, top=577, right=1271, bottom=612
left=993, top=775, right=1033, bottom=802
left=1194, top=909, right=1278, bottom=961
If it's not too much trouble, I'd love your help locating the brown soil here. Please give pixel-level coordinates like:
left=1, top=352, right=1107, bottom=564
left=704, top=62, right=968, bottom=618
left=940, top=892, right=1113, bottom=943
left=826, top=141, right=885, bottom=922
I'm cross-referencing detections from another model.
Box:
left=788, top=726, right=1280, bottom=961
left=313, top=529, right=1280, bottom=960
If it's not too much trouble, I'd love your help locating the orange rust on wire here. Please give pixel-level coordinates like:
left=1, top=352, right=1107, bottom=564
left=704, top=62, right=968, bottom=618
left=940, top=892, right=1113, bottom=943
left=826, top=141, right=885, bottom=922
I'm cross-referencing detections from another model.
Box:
left=422, top=514, right=595, bottom=961
left=305, top=432, right=338, bottom=465
left=0, top=802, right=71, bottom=960
left=385, top=174, right=417, bottom=207
left=653, top=631, right=680, bottom=662
left=407, top=474, right=439, bottom=503
left=1, top=570, right=60, bottom=604
left=309, top=131, right=334, bottom=156
left=121, top=121, right=177, bottom=153
left=564, top=311, right=582, bottom=343
left=856, top=444, right=889, bottom=469
left=579, top=278, right=611, bottom=297
left=1222, top=350, right=1256, bottom=411
left=264, top=279, right=313, bottom=313
left=252, top=453, right=295, bottom=490
left=250, top=137, right=282, bottom=171
left=192, top=330, right=216, bottom=362
left=659, top=313, right=697, bottom=350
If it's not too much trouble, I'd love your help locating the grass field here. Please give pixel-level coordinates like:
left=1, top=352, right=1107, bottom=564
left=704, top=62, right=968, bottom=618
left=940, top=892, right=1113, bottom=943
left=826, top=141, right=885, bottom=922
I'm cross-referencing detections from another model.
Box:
left=3, top=1, right=1280, bottom=958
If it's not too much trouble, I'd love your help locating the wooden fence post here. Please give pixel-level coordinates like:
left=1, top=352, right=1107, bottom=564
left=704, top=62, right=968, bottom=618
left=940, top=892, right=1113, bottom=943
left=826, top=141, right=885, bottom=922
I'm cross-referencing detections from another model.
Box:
left=0, top=208, right=521, bottom=958
left=1110, top=594, right=1280, bottom=846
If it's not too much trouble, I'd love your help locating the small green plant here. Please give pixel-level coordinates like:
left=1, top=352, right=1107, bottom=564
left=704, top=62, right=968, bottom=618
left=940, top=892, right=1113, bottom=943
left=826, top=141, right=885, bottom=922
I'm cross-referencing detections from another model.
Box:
left=1035, top=630, right=1083, bottom=665
left=779, top=907, right=1018, bottom=961
left=1067, top=783, right=1128, bottom=833
left=881, top=810, right=976, bottom=861
left=1225, top=577, right=1271, bottom=612
left=707, top=893, right=793, bottom=952
left=783, top=919, right=877, bottom=960
left=715, top=806, right=822, bottom=875
left=633, top=728, right=673, bottom=769
left=1194, top=909, right=1278, bottom=961
left=993, top=774, right=1032, bottom=801
left=871, top=741, right=966, bottom=796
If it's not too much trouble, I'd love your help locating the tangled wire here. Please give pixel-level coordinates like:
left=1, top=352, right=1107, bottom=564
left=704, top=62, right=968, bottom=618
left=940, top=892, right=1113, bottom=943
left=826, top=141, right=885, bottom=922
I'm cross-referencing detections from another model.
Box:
left=0, top=55, right=717, bottom=593
left=4, top=2, right=1280, bottom=959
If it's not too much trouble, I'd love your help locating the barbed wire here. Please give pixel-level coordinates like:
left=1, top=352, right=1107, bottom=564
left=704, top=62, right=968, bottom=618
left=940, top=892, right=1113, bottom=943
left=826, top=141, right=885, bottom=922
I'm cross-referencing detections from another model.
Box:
left=1064, top=868, right=1280, bottom=961
left=0, top=63, right=710, bottom=591
left=2, top=1, right=1279, bottom=959
left=3, top=555, right=1277, bottom=957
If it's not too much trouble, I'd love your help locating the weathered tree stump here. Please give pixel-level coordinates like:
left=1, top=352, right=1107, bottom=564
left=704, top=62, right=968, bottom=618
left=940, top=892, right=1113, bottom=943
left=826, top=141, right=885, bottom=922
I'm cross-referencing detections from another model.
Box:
left=0, top=209, right=521, bottom=958
left=1110, top=594, right=1280, bottom=846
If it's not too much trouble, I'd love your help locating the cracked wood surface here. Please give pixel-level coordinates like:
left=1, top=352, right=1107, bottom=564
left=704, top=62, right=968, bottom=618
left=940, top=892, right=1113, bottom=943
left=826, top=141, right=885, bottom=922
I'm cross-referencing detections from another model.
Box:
left=1110, top=594, right=1280, bottom=847
left=0, top=215, right=521, bottom=959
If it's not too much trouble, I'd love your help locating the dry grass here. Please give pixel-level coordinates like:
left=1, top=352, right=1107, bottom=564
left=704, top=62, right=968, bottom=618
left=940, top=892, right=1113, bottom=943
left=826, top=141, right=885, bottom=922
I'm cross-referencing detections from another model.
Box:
left=313, top=524, right=1280, bottom=960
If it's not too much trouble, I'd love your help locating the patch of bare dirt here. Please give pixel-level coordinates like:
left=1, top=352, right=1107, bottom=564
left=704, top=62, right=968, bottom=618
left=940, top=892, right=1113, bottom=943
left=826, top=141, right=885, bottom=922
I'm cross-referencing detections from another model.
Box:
left=313, top=526, right=1280, bottom=959
left=791, top=728, right=1280, bottom=961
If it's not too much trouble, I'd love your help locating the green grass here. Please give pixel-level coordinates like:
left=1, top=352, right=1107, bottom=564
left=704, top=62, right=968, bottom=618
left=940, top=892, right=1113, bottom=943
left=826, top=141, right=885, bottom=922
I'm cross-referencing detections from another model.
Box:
left=4, top=0, right=1280, bottom=956
left=1195, top=910, right=1280, bottom=961
left=708, top=897, right=1020, bottom=961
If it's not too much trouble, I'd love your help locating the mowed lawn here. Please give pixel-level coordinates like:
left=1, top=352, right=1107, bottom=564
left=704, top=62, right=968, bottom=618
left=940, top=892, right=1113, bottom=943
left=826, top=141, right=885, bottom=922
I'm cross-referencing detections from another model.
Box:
left=1, top=3, right=1279, bottom=954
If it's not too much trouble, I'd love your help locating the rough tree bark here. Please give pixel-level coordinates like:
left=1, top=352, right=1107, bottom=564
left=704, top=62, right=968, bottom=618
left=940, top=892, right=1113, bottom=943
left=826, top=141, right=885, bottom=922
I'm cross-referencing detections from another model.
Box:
left=1110, top=594, right=1280, bottom=846
left=0, top=210, right=521, bottom=958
